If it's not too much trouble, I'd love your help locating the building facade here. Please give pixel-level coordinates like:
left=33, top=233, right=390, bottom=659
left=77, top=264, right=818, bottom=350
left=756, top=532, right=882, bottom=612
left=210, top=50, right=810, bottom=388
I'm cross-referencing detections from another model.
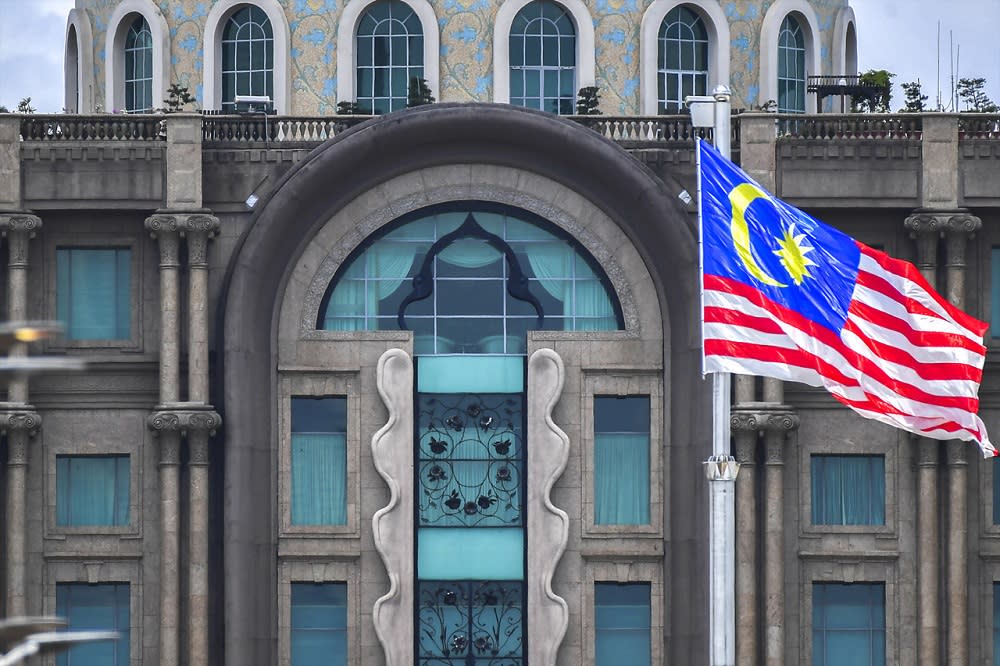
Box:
left=5, top=1, right=1000, bottom=665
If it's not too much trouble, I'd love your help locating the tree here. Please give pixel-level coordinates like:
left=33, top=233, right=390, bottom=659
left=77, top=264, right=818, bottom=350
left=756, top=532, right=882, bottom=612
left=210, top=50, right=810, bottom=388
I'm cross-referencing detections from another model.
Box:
left=900, top=80, right=928, bottom=112
left=851, top=70, right=894, bottom=113
left=163, top=84, right=196, bottom=112
left=575, top=86, right=602, bottom=115
left=15, top=97, right=36, bottom=114
left=406, top=78, right=435, bottom=107
left=957, top=77, right=999, bottom=112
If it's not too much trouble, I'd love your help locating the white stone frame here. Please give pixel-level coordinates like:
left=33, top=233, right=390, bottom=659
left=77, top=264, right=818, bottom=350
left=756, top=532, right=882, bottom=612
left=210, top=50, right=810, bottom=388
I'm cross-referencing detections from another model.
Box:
left=278, top=560, right=361, bottom=666
left=65, top=9, right=96, bottom=113
left=337, top=0, right=440, bottom=108
left=104, top=0, right=170, bottom=114
left=493, top=0, right=596, bottom=105
left=43, top=234, right=144, bottom=352
left=831, top=6, right=858, bottom=78
left=582, top=561, right=664, bottom=666
left=203, top=0, right=291, bottom=114
left=581, top=371, right=664, bottom=538
left=758, top=0, right=822, bottom=114
left=639, top=0, right=729, bottom=115
left=278, top=372, right=362, bottom=538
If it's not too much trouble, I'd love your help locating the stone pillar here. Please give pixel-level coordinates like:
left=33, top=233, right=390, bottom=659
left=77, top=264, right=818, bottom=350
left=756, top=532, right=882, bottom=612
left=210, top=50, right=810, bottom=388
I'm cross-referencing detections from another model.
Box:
left=188, top=430, right=211, bottom=666
left=1, top=409, right=40, bottom=617
left=762, top=377, right=788, bottom=666
left=2, top=217, right=40, bottom=404
left=145, top=217, right=181, bottom=403
left=731, top=376, right=759, bottom=666
left=183, top=216, right=219, bottom=403
left=738, top=113, right=779, bottom=192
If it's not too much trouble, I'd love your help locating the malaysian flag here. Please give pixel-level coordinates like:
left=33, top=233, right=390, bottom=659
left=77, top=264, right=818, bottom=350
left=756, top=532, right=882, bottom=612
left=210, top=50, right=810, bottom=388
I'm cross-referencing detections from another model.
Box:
left=698, top=140, right=995, bottom=458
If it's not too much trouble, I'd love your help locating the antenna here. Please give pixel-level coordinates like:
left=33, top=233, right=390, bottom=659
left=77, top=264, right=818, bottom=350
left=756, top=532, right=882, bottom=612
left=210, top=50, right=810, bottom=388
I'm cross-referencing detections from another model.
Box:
left=949, top=30, right=955, bottom=111
left=955, top=44, right=961, bottom=111
left=936, top=21, right=941, bottom=110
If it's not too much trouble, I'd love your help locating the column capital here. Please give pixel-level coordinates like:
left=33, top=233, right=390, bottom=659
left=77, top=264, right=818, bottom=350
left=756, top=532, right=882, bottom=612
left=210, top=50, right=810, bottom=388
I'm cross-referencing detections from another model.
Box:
left=147, top=403, right=222, bottom=438
left=0, top=213, right=41, bottom=237
left=0, top=404, right=42, bottom=437
left=731, top=402, right=800, bottom=435
left=904, top=210, right=981, bottom=237
left=145, top=211, right=220, bottom=239
left=916, top=437, right=939, bottom=467
left=945, top=440, right=969, bottom=467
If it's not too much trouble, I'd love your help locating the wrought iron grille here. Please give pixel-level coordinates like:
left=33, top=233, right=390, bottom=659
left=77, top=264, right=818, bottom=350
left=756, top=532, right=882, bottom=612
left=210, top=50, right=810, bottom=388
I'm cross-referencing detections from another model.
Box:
left=418, top=580, right=524, bottom=664
left=418, top=394, right=524, bottom=527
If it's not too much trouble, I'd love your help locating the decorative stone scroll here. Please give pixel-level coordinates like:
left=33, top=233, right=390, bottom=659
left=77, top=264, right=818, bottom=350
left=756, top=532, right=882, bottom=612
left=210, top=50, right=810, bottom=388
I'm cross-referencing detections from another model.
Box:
left=904, top=211, right=982, bottom=237
left=0, top=405, right=42, bottom=437
left=730, top=402, right=800, bottom=435
left=146, top=403, right=222, bottom=437
left=0, top=214, right=42, bottom=236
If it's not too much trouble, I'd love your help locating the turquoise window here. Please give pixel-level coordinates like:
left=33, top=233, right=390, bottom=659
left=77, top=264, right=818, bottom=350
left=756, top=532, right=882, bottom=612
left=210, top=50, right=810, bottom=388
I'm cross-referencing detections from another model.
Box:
left=291, top=582, right=347, bottom=666
left=356, top=0, right=424, bottom=114
left=657, top=6, right=708, bottom=114
left=56, top=455, right=130, bottom=527
left=56, top=582, right=129, bottom=666
left=221, top=6, right=273, bottom=112
left=811, top=455, right=885, bottom=525
left=509, top=1, right=576, bottom=115
left=594, top=396, right=650, bottom=525
left=812, top=582, right=885, bottom=666
left=991, top=247, right=1000, bottom=337
left=595, top=582, right=651, bottom=666
left=291, top=397, right=347, bottom=525
left=777, top=15, right=806, bottom=113
left=320, top=205, right=621, bottom=347
left=124, top=16, right=153, bottom=112
left=56, top=247, right=131, bottom=340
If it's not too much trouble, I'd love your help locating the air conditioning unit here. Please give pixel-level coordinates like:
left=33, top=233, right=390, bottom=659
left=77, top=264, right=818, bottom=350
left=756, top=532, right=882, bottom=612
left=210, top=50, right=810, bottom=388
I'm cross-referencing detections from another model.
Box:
left=234, top=95, right=274, bottom=114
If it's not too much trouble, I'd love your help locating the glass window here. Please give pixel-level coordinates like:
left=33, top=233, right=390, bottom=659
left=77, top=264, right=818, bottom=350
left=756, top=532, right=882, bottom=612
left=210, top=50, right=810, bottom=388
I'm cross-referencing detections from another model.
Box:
left=993, top=457, right=1000, bottom=525
left=221, top=6, right=273, bottom=112
left=291, top=397, right=348, bottom=525
left=510, top=1, right=576, bottom=115
left=777, top=15, right=806, bottom=113
left=124, top=16, right=153, bottom=112
left=812, top=582, right=885, bottom=666
left=356, top=0, right=423, bottom=114
left=56, top=455, right=130, bottom=527
left=594, top=396, right=650, bottom=525
left=811, top=455, right=885, bottom=525
left=291, top=582, right=347, bottom=666
left=56, top=583, right=130, bottom=666
left=992, top=247, right=1000, bottom=338
left=994, top=583, right=1000, bottom=666
left=657, top=7, right=708, bottom=114
left=56, top=247, right=131, bottom=341
left=595, top=582, right=650, bottom=666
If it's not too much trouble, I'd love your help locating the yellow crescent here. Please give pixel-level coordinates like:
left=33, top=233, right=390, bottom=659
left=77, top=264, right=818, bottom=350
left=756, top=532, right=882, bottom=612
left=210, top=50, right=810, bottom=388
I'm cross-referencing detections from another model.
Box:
left=728, top=182, right=786, bottom=288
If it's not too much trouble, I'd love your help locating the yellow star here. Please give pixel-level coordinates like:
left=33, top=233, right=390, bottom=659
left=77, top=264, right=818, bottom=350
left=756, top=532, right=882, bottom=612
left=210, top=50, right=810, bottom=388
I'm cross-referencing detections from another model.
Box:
left=774, top=223, right=817, bottom=285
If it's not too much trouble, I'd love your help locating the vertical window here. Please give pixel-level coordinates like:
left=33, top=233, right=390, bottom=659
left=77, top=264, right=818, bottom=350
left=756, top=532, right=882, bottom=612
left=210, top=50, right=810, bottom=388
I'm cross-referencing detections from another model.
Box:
left=56, top=583, right=130, bottom=666
left=291, top=397, right=347, bottom=525
left=993, top=457, right=1000, bottom=525
left=124, top=16, right=153, bottom=112
left=356, top=0, right=424, bottom=114
left=595, top=582, right=651, bottom=666
left=291, top=582, right=347, bottom=666
left=812, top=582, right=885, bottom=666
left=992, top=247, right=1000, bottom=337
left=777, top=15, right=805, bottom=113
left=56, top=455, right=130, bottom=527
left=994, top=583, right=1000, bottom=666
left=221, top=6, right=274, bottom=112
left=810, top=455, right=885, bottom=526
left=594, top=396, right=650, bottom=525
left=56, top=247, right=131, bottom=341
left=509, top=1, right=576, bottom=115
left=657, top=6, right=708, bottom=114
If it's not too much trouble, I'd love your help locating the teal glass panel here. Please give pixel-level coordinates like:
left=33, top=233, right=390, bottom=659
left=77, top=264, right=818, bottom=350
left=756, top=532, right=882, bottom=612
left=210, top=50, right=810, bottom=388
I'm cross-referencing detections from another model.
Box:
left=594, top=397, right=650, bottom=525
left=56, top=455, right=130, bottom=527
left=291, top=397, right=347, bottom=525
left=811, top=455, right=885, bottom=525
left=291, top=582, right=347, bottom=666
left=417, top=527, right=524, bottom=580
left=812, top=582, right=886, bottom=666
left=417, top=356, right=524, bottom=392
left=56, top=583, right=129, bottom=666
left=595, top=583, right=650, bottom=666
left=992, top=248, right=1000, bottom=337
left=56, top=248, right=131, bottom=340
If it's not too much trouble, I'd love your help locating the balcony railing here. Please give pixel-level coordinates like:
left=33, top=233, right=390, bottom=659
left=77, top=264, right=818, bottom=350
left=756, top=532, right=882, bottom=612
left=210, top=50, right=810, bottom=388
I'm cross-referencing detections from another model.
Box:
left=775, top=113, right=923, bottom=139
left=201, top=115, right=375, bottom=146
left=19, top=114, right=164, bottom=141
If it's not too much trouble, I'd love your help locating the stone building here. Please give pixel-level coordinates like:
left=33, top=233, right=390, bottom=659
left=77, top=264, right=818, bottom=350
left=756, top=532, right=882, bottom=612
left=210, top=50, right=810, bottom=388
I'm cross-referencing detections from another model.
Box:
left=5, top=0, right=1000, bottom=665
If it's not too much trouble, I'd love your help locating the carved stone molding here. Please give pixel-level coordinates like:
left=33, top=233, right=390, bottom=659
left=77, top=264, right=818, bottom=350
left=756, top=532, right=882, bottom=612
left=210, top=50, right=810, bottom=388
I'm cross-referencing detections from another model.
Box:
left=0, top=214, right=41, bottom=236
left=188, top=432, right=211, bottom=466
left=146, top=403, right=221, bottom=437
left=731, top=402, right=799, bottom=435
left=764, top=437, right=785, bottom=466
left=733, top=435, right=756, bottom=465
left=915, top=437, right=939, bottom=467
left=945, top=440, right=969, bottom=467
left=0, top=405, right=42, bottom=437
left=145, top=212, right=220, bottom=268
left=904, top=211, right=982, bottom=237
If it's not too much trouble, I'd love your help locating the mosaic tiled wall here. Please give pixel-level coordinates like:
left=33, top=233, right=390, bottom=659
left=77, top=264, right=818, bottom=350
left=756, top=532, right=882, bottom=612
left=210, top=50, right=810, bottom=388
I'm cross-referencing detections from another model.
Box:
left=78, top=0, right=847, bottom=114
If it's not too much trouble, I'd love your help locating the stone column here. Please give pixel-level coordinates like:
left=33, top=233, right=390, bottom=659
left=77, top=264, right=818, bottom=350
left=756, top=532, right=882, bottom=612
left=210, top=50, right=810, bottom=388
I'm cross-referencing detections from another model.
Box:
left=145, top=218, right=181, bottom=404
left=731, top=376, right=759, bottom=666
left=1, top=409, right=40, bottom=617
left=762, top=377, right=789, bottom=666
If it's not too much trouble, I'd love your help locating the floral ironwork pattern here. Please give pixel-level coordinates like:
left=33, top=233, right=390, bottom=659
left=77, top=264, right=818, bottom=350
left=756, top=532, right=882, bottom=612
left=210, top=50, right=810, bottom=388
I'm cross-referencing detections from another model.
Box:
left=418, top=580, right=524, bottom=664
left=418, top=394, right=524, bottom=527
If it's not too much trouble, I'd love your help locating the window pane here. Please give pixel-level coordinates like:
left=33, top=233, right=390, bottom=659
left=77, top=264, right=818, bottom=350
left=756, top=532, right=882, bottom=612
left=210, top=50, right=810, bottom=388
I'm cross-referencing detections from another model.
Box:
left=56, top=248, right=131, bottom=340
left=811, top=455, right=885, bottom=525
left=56, top=455, right=130, bottom=526
left=291, top=397, right=348, bottom=525
left=291, top=583, right=347, bottom=666
left=56, top=583, right=130, bottom=666
left=991, top=247, right=1000, bottom=337
left=595, top=583, right=650, bottom=666
left=813, top=583, right=885, bottom=666
left=594, top=396, right=650, bottom=524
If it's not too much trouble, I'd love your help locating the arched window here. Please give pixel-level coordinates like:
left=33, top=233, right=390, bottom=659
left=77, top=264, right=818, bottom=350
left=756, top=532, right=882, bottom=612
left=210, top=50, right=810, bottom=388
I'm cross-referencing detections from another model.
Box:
left=356, top=0, right=424, bottom=114
left=509, top=1, right=576, bottom=115
left=319, top=204, right=622, bottom=353
left=657, top=6, right=708, bottom=114
left=124, top=17, right=153, bottom=112
left=777, top=15, right=806, bottom=113
left=221, top=6, right=273, bottom=112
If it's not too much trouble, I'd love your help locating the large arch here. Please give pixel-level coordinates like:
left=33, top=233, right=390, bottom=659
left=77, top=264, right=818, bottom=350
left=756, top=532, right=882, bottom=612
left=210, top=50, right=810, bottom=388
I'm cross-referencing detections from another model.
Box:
left=65, top=9, right=96, bottom=113
left=758, top=0, right=823, bottom=113
left=104, top=0, right=170, bottom=113
left=218, top=103, right=710, bottom=664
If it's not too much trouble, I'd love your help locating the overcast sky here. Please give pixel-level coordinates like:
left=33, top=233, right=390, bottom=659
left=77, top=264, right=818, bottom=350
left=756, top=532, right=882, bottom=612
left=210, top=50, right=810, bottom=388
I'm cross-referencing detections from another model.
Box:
left=1, top=0, right=999, bottom=113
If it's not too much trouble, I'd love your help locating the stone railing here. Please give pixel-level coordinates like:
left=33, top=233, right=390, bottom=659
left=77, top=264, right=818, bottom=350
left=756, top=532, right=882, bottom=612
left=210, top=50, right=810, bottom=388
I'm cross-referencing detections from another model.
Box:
left=569, top=114, right=745, bottom=148
left=775, top=113, right=922, bottom=139
left=958, top=114, right=1000, bottom=138
left=201, top=114, right=375, bottom=146
left=20, top=114, right=164, bottom=140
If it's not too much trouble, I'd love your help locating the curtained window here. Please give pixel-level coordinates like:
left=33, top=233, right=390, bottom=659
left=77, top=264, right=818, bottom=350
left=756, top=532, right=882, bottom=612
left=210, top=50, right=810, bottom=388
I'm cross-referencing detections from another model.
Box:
left=811, top=454, right=885, bottom=525
left=812, top=582, right=885, bottom=666
left=994, top=457, right=1000, bottom=525
left=594, top=396, right=650, bottom=525
left=991, top=247, right=1000, bottom=338
left=56, top=455, right=130, bottom=527
left=56, top=247, right=131, bottom=340
left=356, top=0, right=424, bottom=114
left=291, top=397, right=348, bottom=525
left=994, top=583, right=1000, bottom=666
left=595, top=582, right=650, bottom=666
left=57, top=583, right=130, bottom=666
left=291, top=582, right=347, bottom=665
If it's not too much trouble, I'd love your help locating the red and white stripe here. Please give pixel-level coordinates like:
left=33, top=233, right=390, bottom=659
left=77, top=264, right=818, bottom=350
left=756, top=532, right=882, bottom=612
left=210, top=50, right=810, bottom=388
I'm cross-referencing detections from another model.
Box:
left=703, top=242, right=995, bottom=457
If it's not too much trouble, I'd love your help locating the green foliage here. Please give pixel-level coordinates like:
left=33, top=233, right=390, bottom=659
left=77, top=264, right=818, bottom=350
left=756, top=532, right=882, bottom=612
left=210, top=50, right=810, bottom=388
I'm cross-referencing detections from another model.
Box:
left=900, top=80, right=928, bottom=112
left=0, top=106, right=8, bottom=114
left=15, top=97, right=36, bottom=114
left=851, top=70, right=894, bottom=113
left=575, top=86, right=602, bottom=115
left=163, top=83, right=196, bottom=112
left=957, top=77, right=999, bottom=112
left=406, top=77, right=435, bottom=107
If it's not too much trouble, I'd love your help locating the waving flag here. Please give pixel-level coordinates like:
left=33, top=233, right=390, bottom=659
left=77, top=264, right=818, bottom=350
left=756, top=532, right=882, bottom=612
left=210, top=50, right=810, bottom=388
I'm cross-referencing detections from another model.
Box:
left=698, top=140, right=995, bottom=457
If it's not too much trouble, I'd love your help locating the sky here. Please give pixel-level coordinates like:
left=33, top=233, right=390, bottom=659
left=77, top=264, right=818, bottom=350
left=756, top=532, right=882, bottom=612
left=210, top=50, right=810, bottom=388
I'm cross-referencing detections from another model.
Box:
left=0, top=0, right=999, bottom=113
